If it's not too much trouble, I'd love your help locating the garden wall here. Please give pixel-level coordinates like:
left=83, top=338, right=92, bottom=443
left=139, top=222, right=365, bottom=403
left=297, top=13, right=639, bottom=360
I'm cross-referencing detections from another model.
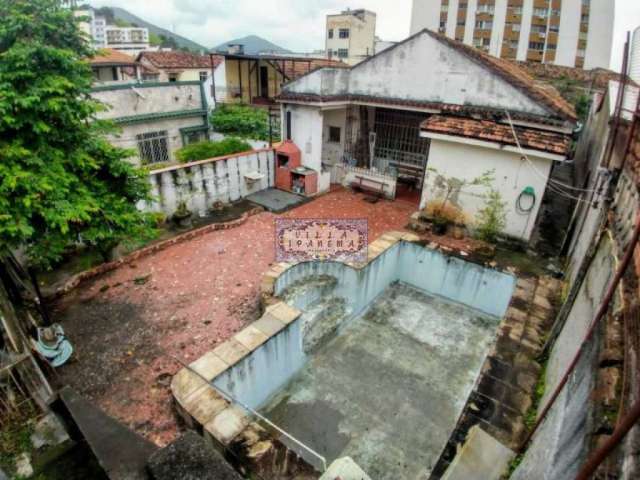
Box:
left=142, top=149, right=275, bottom=217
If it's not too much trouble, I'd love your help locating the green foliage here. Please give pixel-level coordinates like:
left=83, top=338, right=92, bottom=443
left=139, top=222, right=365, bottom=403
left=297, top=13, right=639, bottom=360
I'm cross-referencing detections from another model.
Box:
left=574, top=94, right=591, bottom=123
left=475, top=189, right=507, bottom=243
left=426, top=167, right=494, bottom=225
left=149, top=32, right=162, bottom=46
left=210, top=104, right=276, bottom=141
left=0, top=0, right=156, bottom=268
left=0, top=405, right=36, bottom=476
left=176, top=138, right=252, bottom=163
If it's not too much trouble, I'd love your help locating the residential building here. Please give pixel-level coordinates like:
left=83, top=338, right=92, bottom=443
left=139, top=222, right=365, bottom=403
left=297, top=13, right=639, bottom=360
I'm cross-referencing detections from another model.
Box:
left=410, top=0, right=615, bottom=69
left=326, top=8, right=377, bottom=65
left=89, top=49, right=140, bottom=84
left=91, top=82, right=209, bottom=166
left=277, top=29, right=576, bottom=242
left=215, top=51, right=344, bottom=105
left=104, top=26, right=150, bottom=56
left=74, top=7, right=106, bottom=48
left=137, top=51, right=225, bottom=108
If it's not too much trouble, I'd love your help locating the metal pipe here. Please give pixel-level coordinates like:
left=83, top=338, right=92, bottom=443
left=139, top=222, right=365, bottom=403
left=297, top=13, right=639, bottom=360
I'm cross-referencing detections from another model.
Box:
left=520, top=212, right=640, bottom=451
left=575, top=394, right=640, bottom=480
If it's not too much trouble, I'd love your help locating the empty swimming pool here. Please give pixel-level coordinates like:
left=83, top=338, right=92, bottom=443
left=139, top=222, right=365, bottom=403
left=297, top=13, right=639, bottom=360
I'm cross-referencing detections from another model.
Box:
left=212, top=241, right=516, bottom=478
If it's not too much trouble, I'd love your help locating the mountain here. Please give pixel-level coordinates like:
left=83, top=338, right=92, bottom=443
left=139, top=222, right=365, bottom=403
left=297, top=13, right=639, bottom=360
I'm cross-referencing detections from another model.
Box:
left=96, top=6, right=209, bottom=53
left=211, top=35, right=291, bottom=55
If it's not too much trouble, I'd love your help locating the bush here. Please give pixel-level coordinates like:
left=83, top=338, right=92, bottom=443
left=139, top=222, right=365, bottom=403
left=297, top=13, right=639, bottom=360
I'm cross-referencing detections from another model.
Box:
left=210, top=105, right=274, bottom=141
left=175, top=138, right=252, bottom=163
left=475, top=189, right=507, bottom=243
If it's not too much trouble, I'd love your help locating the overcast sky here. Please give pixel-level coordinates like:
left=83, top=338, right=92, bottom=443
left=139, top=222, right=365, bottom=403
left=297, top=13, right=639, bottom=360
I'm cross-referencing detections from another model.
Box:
left=90, top=0, right=639, bottom=71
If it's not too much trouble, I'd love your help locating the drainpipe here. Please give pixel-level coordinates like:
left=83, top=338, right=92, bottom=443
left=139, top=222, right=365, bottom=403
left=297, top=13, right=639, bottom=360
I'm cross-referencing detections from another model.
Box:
left=575, top=395, right=640, bottom=480
left=520, top=212, right=640, bottom=451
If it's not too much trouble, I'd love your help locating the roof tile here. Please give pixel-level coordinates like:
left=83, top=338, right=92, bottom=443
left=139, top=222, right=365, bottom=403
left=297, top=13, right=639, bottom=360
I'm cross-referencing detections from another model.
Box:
left=138, top=51, right=222, bottom=69
left=421, top=115, right=571, bottom=156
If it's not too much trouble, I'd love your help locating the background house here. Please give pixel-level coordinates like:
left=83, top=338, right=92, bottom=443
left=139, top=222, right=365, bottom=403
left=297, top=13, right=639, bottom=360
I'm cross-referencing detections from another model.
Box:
left=215, top=46, right=345, bottom=105
left=277, top=29, right=576, bottom=242
left=325, top=8, right=377, bottom=65
left=137, top=51, right=224, bottom=108
left=89, top=49, right=140, bottom=84
left=91, top=82, right=209, bottom=166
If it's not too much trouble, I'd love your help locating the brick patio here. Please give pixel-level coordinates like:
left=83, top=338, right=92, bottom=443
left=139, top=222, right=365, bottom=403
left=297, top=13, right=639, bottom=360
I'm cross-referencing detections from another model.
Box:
left=53, top=187, right=416, bottom=446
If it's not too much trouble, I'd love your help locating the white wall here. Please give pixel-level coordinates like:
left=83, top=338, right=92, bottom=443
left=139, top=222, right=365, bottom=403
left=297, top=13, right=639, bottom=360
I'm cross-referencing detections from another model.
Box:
left=92, top=83, right=204, bottom=120
left=322, top=108, right=347, bottom=167
left=410, top=0, right=441, bottom=35
left=143, top=149, right=274, bottom=218
left=584, top=0, right=615, bottom=70
left=286, top=32, right=552, bottom=118
left=284, top=104, right=324, bottom=173
left=420, top=138, right=554, bottom=241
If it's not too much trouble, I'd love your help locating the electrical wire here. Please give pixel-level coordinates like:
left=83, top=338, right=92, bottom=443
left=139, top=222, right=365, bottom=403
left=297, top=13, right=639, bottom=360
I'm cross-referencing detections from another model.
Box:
left=503, top=111, right=602, bottom=206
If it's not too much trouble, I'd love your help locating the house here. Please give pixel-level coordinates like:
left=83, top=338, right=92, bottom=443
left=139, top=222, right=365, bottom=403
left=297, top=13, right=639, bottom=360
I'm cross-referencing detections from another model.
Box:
left=89, top=49, right=140, bottom=84
left=215, top=47, right=345, bottom=105
left=137, top=51, right=225, bottom=108
left=277, top=29, right=577, bottom=242
left=91, top=81, right=209, bottom=167
left=326, top=8, right=377, bottom=65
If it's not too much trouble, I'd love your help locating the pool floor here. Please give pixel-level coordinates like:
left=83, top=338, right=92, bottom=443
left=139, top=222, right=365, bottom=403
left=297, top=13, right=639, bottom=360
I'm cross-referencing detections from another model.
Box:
left=262, top=282, right=502, bottom=479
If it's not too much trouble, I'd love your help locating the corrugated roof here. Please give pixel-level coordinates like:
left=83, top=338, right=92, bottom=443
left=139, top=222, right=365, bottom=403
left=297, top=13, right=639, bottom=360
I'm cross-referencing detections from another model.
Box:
left=421, top=115, right=571, bottom=156
left=89, top=49, right=137, bottom=66
left=138, top=51, right=222, bottom=69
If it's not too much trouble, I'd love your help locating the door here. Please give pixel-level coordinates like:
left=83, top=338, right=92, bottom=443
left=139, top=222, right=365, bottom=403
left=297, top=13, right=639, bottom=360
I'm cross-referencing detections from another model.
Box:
left=260, top=66, right=269, bottom=98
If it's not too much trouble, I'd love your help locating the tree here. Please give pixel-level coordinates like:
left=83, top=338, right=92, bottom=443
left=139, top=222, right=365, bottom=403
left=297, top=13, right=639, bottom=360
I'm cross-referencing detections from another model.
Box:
left=0, top=0, right=156, bottom=268
left=210, top=105, right=277, bottom=141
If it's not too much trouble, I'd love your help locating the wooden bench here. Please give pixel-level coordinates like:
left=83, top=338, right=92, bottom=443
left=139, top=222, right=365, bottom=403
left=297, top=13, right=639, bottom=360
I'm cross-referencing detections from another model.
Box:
left=350, top=175, right=386, bottom=197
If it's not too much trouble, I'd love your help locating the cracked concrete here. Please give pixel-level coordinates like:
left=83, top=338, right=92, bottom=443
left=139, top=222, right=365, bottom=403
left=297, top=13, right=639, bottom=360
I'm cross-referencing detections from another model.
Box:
left=262, top=282, right=502, bottom=479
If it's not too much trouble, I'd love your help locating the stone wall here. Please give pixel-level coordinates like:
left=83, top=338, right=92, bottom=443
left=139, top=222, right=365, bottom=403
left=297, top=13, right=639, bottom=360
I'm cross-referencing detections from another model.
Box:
left=142, top=149, right=275, bottom=218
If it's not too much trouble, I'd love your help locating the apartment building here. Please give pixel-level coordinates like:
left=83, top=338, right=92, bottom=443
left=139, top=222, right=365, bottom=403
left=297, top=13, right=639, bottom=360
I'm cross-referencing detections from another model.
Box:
left=410, top=0, right=615, bottom=69
left=75, top=7, right=106, bottom=48
left=326, top=8, right=377, bottom=65
left=105, top=26, right=150, bottom=56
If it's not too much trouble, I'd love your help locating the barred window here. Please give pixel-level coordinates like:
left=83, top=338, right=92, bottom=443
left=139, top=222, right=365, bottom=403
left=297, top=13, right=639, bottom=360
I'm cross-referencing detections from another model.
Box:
left=337, top=48, right=349, bottom=58
left=339, top=28, right=350, bottom=39
left=137, top=130, right=169, bottom=165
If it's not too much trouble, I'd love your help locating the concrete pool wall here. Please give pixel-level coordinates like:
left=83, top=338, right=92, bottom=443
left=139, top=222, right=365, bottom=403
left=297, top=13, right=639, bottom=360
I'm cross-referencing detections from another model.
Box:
left=213, top=241, right=515, bottom=413
left=172, top=230, right=542, bottom=478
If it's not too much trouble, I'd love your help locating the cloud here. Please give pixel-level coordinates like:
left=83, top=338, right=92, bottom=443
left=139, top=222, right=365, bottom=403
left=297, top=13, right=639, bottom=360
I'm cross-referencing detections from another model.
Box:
left=89, top=0, right=412, bottom=51
left=89, top=0, right=631, bottom=70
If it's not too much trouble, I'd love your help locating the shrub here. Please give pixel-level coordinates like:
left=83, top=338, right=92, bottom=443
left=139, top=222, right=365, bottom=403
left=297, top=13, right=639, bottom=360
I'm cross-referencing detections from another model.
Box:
left=475, top=189, right=507, bottom=243
left=423, top=200, right=465, bottom=225
left=210, top=104, right=274, bottom=141
left=175, top=138, right=252, bottom=163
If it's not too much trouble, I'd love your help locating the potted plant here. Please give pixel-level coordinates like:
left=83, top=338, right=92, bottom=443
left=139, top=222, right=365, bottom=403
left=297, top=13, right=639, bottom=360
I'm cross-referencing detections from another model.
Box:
left=172, top=201, right=192, bottom=228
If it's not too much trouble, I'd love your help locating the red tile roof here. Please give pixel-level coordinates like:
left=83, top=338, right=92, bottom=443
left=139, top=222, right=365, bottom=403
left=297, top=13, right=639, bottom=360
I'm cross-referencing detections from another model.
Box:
left=423, top=31, right=577, bottom=122
left=420, top=115, right=571, bottom=156
left=138, top=51, right=223, bottom=70
left=89, top=49, right=137, bottom=66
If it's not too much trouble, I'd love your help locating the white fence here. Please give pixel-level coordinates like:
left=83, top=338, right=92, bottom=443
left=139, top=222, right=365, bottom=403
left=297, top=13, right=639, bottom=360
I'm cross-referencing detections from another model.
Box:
left=142, top=149, right=275, bottom=218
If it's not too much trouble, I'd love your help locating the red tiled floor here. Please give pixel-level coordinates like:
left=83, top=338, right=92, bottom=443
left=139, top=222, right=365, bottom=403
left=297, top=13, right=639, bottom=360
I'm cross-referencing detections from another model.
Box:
left=53, top=187, right=415, bottom=446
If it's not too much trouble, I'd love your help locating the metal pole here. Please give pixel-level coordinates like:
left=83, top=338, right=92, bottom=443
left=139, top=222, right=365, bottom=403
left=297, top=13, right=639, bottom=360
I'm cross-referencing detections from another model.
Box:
left=209, top=54, right=217, bottom=105
left=520, top=213, right=640, bottom=451
left=575, top=394, right=640, bottom=480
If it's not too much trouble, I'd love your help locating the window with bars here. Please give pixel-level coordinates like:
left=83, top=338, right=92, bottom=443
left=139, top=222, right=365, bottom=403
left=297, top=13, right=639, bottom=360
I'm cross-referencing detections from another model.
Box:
left=137, top=130, right=169, bottom=165
left=337, top=48, right=349, bottom=58
left=328, top=29, right=334, bottom=39
left=339, top=28, right=349, bottom=39
left=199, top=71, right=208, bottom=82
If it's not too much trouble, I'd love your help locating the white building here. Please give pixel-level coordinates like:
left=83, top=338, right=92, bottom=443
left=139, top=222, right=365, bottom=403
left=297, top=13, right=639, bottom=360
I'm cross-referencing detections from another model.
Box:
left=326, top=8, right=376, bottom=65
left=91, top=82, right=209, bottom=166
left=105, top=26, right=150, bottom=56
left=278, top=29, right=577, bottom=242
left=75, top=8, right=106, bottom=48
left=410, top=0, right=615, bottom=70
